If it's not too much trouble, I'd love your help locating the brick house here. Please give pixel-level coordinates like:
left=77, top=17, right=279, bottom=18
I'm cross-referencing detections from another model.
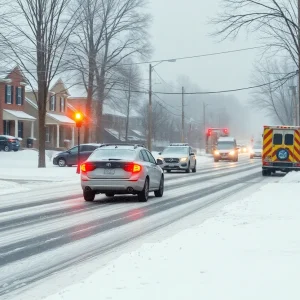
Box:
left=24, top=79, right=76, bottom=150
left=0, top=66, right=36, bottom=145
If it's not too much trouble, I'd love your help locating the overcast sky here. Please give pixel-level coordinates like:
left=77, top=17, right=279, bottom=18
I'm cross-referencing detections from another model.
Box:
left=143, top=0, right=271, bottom=138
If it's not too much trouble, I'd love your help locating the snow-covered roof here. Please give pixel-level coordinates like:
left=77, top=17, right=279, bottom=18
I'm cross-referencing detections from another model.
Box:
left=103, top=105, right=126, bottom=117
left=105, top=128, right=125, bottom=141
left=67, top=103, right=77, bottom=112
left=131, top=129, right=144, bottom=137
left=218, top=137, right=236, bottom=142
left=129, top=110, right=141, bottom=118
left=47, top=113, right=75, bottom=125
left=25, top=97, right=38, bottom=109
left=3, top=109, right=36, bottom=121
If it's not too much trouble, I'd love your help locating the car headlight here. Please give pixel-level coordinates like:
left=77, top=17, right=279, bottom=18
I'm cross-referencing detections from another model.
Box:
left=180, top=157, right=188, bottom=162
left=214, top=151, right=220, bottom=155
left=229, top=151, right=235, bottom=155
left=157, top=157, right=164, bottom=161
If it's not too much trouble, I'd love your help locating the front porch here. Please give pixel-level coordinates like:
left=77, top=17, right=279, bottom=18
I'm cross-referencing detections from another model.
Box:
left=46, top=113, right=75, bottom=149
left=2, top=109, right=36, bottom=146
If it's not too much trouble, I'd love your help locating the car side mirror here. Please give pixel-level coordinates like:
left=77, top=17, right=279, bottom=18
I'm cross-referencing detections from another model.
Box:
left=158, top=152, right=161, bottom=155
left=190, top=152, right=195, bottom=156
left=156, top=159, right=163, bottom=165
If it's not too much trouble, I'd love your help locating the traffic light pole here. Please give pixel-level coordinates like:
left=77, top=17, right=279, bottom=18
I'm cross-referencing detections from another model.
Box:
left=76, top=126, right=80, bottom=174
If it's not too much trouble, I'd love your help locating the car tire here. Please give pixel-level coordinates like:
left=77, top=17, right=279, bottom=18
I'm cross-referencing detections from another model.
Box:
left=105, top=193, right=114, bottom=197
left=262, top=169, right=271, bottom=176
left=58, top=158, right=66, bottom=167
left=4, top=145, right=10, bottom=152
left=154, top=176, right=164, bottom=197
left=192, top=162, right=196, bottom=173
left=185, top=163, right=191, bottom=173
left=138, top=178, right=149, bottom=202
left=83, top=190, right=95, bottom=201
left=214, top=158, right=219, bottom=162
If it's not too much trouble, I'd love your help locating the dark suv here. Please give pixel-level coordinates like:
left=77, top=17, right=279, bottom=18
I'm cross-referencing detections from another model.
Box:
left=53, top=143, right=101, bottom=167
left=0, top=135, right=20, bottom=152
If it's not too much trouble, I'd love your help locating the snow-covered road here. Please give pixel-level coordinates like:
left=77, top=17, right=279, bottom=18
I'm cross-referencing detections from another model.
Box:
left=0, top=155, right=278, bottom=299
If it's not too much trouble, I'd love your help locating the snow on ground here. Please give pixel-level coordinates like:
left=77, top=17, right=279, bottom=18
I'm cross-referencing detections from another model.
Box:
left=41, top=172, right=300, bottom=300
left=0, top=150, right=79, bottom=195
left=0, top=180, right=30, bottom=195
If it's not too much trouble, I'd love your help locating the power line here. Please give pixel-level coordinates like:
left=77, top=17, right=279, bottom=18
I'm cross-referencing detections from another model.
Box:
left=106, top=71, right=298, bottom=95
left=118, top=46, right=266, bottom=66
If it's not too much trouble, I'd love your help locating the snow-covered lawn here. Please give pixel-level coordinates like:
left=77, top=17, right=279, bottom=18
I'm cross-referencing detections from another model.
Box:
left=0, top=150, right=79, bottom=195
left=42, top=171, right=300, bottom=300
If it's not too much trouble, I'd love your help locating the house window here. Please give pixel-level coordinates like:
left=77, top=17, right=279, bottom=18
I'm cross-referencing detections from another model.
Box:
left=50, top=95, right=56, bottom=111
left=18, top=121, right=23, bottom=138
left=45, top=126, right=50, bottom=142
left=5, top=85, right=12, bottom=104
left=3, top=120, right=10, bottom=135
left=16, top=87, right=22, bottom=105
left=60, top=97, right=65, bottom=112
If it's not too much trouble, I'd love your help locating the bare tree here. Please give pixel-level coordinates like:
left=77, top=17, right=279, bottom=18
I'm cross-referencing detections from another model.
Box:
left=68, top=0, right=105, bottom=143
left=0, top=0, right=77, bottom=167
left=212, top=0, right=300, bottom=121
left=212, top=0, right=298, bottom=65
left=139, top=100, right=180, bottom=143
left=111, top=62, right=142, bottom=141
left=251, top=59, right=296, bottom=124
left=69, top=0, right=150, bottom=143
left=94, top=0, right=151, bottom=142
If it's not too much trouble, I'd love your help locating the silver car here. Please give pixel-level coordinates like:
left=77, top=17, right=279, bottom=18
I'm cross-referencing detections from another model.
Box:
left=80, top=144, right=164, bottom=202
left=250, top=142, right=262, bottom=159
left=157, top=143, right=197, bottom=173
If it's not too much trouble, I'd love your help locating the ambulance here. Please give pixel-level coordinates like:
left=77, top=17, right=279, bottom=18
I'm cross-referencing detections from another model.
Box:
left=262, top=125, right=300, bottom=176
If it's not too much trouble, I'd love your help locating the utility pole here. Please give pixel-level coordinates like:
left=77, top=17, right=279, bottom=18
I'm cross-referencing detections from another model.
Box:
left=181, top=86, right=185, bottom=143
left=148, top=64, right=152, bottom=151
left=125, top=80, right=131, bottom=141
left=290, top=86, right=297, bottom=125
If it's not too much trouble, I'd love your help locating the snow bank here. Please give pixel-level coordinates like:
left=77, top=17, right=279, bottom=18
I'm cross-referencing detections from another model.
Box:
left=279, top=171, right=300, bottom=183
left=42, top=174, right=300, bottom=300
left=0, top=180, right=29, bottom=195
left=0, top=150, right=78, bottom=181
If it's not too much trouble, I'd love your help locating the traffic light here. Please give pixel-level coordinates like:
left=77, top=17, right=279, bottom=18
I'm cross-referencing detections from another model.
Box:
left=223, top=128, right=229, bottom=135
left=74, top=112, right=84, bottom=128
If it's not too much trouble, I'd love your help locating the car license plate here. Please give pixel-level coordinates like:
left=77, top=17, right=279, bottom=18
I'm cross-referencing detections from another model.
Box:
left=104, top=169, right=115, bottom=174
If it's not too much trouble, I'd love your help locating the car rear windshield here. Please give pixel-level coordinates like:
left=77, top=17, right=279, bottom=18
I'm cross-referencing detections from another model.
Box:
left=217, top=142, right=235, bottom=150
left=162, top=147, right=189, bottom=154
left=88, top=149, right=136, bottom=160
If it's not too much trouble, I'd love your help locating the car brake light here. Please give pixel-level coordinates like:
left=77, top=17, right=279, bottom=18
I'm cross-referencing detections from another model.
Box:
left=81, top=162, right=96, bottom=172
left=124, top=163, right=142, bottom=173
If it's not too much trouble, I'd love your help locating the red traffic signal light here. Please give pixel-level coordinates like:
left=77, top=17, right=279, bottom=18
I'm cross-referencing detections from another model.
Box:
left=74, top=112, right=84, bottom=127
left=223, top=128, right=229, bottom=135
left=207, top=128, right=212, bottom=136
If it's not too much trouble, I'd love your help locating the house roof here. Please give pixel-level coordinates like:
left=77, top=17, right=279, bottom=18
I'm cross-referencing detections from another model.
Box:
left=3, top=109, right=36, bottom=121
left=25, top=97, right=38, bottom=109
left=47, top=113, right=75, bottom=125
left=67, top=98, right=127, bottom=118
left=0, top=65, right=27, bottom=83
